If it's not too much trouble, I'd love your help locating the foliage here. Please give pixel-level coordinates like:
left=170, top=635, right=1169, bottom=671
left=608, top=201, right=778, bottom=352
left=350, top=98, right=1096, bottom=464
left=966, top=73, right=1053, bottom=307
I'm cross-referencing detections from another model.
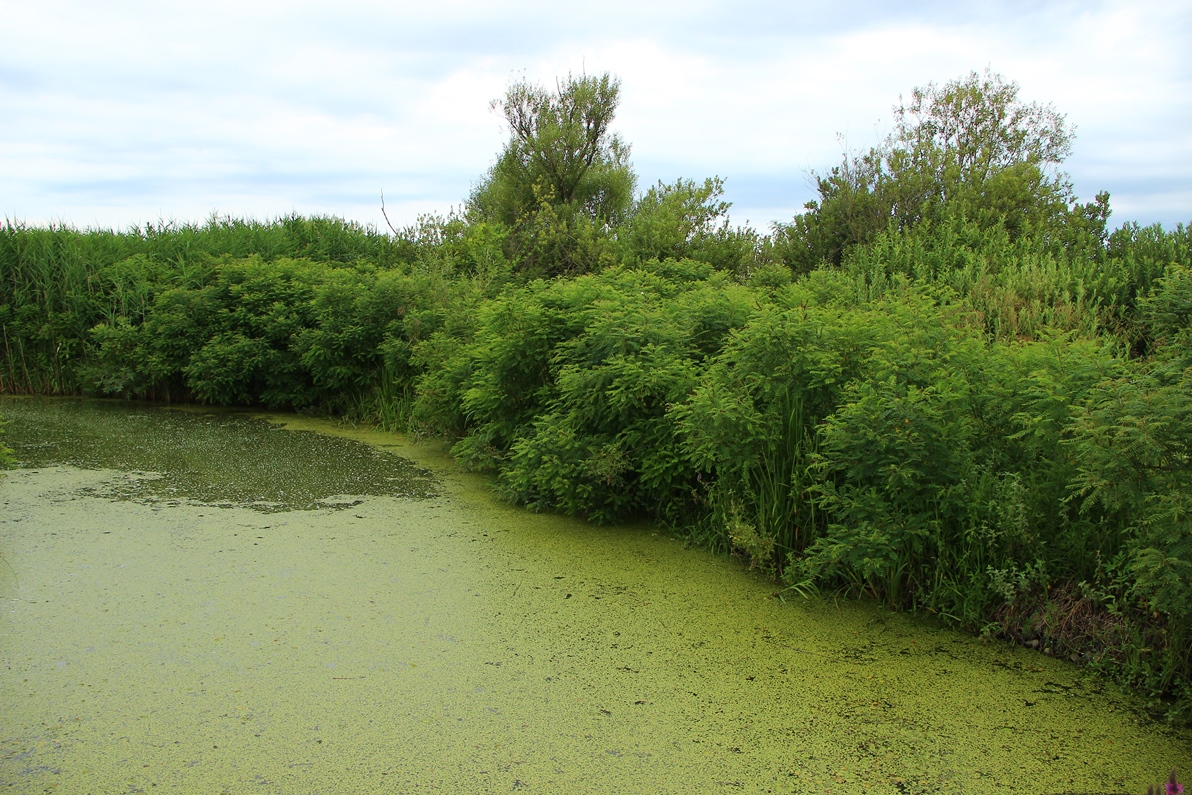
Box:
left=775, top=69, right=1081, bottom=272
left=470, top=73, right=636, bottom=277
left=677, top=277, right=873, bottom=563
left=617, top=178, right=762, bottom=274
left=891, top=68, right=1072, bottom=185
left=0, top=214, right=410, bottom=395
left=493, top=261, right=753, bottom=522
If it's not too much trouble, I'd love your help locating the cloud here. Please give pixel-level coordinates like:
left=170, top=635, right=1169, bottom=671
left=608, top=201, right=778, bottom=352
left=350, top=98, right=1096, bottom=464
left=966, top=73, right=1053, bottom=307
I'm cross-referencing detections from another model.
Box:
left=2, top=0, right=1189, bottom=231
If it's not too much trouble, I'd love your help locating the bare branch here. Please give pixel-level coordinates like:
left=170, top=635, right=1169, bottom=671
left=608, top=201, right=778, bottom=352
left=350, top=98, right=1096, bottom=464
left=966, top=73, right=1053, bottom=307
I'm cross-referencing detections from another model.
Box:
left=380, top=190, right=400, bottom=237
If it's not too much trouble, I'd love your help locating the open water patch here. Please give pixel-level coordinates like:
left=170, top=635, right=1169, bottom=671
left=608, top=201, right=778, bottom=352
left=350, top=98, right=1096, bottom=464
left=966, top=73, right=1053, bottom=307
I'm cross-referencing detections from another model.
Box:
left=0, top=398, right=437, bottom=511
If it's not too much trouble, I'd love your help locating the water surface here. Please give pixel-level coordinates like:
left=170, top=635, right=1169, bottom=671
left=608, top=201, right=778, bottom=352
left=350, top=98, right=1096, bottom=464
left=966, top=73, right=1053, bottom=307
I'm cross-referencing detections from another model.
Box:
left=2, top=398, right=436, bottom=511
left=1, top=398, right=1187, bottom=793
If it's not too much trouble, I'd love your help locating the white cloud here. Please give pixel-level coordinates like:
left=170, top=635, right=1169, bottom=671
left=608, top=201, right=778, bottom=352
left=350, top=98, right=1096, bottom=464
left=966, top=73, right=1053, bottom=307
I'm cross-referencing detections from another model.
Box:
left=2, top=0, right=1189, bottom=231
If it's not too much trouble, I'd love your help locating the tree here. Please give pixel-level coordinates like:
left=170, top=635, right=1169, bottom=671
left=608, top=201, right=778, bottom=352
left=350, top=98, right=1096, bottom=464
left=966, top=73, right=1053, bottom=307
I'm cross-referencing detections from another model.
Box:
left=470, top=73, right=636, bottom=276
left=617, top=178, right=761, bottom=273
left=891, top=69, right=1072, bottom=191
left=775, top=69, right=1082, bottom=270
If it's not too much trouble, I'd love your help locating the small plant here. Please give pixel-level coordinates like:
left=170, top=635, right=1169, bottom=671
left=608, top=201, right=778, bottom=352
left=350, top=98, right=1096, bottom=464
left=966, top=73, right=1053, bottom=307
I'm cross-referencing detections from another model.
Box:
left=1148, top=769, right=1184, bottom=795
left=723, top=494, right=775, bottom=569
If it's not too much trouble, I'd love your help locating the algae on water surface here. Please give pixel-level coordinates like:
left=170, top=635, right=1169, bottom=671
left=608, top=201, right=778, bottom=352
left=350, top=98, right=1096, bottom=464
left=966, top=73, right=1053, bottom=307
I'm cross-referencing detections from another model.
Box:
left=0, top=397, right=436, bottom=511
left=0, top=398, right=1187, bottom=794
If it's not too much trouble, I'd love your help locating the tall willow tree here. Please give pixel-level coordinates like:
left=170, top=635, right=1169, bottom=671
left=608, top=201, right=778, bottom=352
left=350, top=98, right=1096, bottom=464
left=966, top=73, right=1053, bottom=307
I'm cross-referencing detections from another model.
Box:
left=469, top=73, right=637, bottom=277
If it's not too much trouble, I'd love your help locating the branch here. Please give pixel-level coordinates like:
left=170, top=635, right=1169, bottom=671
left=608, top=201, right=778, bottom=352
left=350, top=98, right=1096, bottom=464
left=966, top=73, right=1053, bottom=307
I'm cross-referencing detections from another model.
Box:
left=380, top=190, right=400, bottom=237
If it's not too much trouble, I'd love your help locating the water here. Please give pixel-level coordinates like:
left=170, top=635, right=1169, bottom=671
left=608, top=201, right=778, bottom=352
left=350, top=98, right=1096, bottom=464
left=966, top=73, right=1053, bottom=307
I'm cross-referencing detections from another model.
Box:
left=1, top=398, right=435, bottom=511
left=1, top=398, right=1187, bottom=793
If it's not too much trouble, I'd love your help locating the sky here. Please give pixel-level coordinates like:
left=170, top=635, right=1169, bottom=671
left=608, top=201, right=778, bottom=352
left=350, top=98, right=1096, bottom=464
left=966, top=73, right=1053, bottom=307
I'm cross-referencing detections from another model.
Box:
left=2, top=0, right=1190, bottom=234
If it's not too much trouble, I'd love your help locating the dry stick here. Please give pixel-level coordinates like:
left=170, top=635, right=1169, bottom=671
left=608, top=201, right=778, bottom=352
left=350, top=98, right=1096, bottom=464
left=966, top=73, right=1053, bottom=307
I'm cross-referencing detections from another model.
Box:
left=18, top=338, right=33, bottom=394
left=380, top=191, right=401, bottom=238
left=1, top=324, right=14, bottom=393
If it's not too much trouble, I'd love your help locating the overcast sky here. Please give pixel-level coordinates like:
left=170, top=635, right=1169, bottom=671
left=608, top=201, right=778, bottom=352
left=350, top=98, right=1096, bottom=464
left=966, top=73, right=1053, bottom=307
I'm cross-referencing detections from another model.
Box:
left=3, top=0, right=1190, bottom=234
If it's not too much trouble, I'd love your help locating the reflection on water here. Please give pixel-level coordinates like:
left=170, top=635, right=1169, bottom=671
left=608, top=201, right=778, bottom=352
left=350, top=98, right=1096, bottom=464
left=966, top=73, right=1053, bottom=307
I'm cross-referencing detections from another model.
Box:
left=0, top=398, right=1188, bottom=793
left=1, top=398, right=436, bottom=511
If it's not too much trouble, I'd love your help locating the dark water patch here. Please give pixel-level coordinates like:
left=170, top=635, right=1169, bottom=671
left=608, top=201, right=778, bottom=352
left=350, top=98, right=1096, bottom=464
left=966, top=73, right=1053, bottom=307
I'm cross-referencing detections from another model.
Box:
left=0, top=398, right=436, bottom=511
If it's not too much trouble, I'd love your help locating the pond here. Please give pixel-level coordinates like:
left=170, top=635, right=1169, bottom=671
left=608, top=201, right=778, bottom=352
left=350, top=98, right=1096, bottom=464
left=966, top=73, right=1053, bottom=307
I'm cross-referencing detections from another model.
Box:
left=0, top=398, right=1187, bottom=793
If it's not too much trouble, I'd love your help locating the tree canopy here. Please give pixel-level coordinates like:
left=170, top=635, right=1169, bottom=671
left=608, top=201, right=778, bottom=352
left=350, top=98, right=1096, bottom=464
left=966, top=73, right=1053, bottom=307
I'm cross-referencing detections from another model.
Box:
left=892, top=69, right=1073, bottom=186
left=469, top=73, right=636, bottom=256
left=776, top=69, right=1087, bottom=271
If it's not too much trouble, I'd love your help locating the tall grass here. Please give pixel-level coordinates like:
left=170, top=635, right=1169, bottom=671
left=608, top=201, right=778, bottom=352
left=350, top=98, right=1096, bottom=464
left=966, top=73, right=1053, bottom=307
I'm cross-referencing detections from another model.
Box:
left=0, top=215, right=410, bottom=395
left=343, top=373, right=415, bottom=432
